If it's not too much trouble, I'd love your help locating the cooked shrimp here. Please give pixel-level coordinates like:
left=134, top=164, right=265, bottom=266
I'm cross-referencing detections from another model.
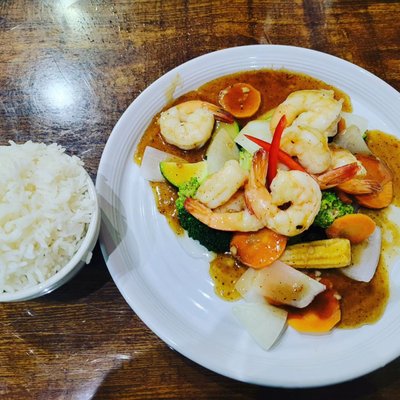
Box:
left=280, top=125, right=331, bottom=174
left=184, top=198, right=264, bottom=232
left=245, top=149, right=322, bottom=236
left=311, top=145, right=362, bottom=189
left=194, top=160, right=248, bottom=209
left=338, top=179, right=382, bottom=194
left=270, top=90, right=343, bottom=137
left=313, top=162, right=380, bottom=193
left=330, top=145, right=366, bottom=175
left=159, top=100, right=233, bottom=150
left=327, top=145, right=381, bottom=194
left=314, top=163, right=360, bottom=190
left=213, top=190, right=246, bottom=213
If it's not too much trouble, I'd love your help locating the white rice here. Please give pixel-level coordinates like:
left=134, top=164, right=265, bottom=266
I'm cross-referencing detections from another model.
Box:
left=0, top=141, right=95, bottom=293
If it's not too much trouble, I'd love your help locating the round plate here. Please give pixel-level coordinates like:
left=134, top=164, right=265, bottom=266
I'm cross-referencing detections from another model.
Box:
left=96, top=45, right=400, bottom=388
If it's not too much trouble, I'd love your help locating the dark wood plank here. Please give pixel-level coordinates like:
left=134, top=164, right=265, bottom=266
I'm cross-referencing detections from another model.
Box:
left=0, top=0, right=399, bottom=398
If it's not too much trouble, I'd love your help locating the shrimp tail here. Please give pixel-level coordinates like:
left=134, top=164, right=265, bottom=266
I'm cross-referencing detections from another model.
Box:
left=185, top=197, right=237, bottom=231
left=184, top=198, right=264, bottom=232
left=315, top=161, right=382, bottom=194
left=251, top=149, right=269, bottom=187
left=315, top=162, right=360, bottom=190
left=206, top=102, right=235, bottom=124
left=184, top=198, right=216, bottom=227
left=245, top=149, right=269, bottom=214
left=338, top=179, right=382, bottom=194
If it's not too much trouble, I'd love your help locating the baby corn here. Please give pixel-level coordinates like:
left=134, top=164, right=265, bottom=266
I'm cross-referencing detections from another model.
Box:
left=280, top=238, right=351, bottom=269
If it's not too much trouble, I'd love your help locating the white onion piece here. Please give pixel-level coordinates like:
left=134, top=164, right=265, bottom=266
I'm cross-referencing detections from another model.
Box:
left=234, top=120, right=272, bottom=154
left=333, top=125, right=372, bottom=155
left=205, top=127, right=240, bottom=174
left=235, top=261, right=326, bottom=308
left=233, top=300, right=287, bottom=351
left=235, top=267, right=265, bottom=303
left=341, top=112, right=368, bottom=134
left=140, top=146, right=184, bottom=181
left=341, top=226, right=381, bottom=282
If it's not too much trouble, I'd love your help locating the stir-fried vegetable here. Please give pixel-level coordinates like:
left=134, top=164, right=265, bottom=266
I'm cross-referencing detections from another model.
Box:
left=313, top=191, right=355, bottom=228
left=160, top=160, right=208, bottom=187
left=176, top=178, right=233, bottom=253
left=238, top=148, right=252, bottom=171
left=287, top=279, right=341, bottom=334
left=236, top=261, right=326, bottom=308
left=219, top=82, right=261, bottom=118
left=352, top=154, right=393, bottom=209
left=280, top=238, right=351, bottom=269
left=341, top=227, right=382, bottom=282
left=230, top=227, right=287, bottom=269
left=233, top=300, right=287, bottom=350
left=325, top=214, right=376, bottom=244
left=205, top=121, right=240, bottom=174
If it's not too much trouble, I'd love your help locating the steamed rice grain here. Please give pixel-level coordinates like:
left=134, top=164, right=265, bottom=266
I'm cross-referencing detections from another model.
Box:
left=0, top=141, right=95, bottom=293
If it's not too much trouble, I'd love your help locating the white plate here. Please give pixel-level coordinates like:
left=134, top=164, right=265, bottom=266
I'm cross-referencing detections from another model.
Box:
left=96, top=45, right=400, bottom=388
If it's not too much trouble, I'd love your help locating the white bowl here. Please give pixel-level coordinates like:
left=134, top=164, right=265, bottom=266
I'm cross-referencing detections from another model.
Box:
left=0, top=173, right=100, bottom=302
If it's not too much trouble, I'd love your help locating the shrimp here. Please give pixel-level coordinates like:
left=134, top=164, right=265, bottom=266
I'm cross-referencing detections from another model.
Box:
left=338, top=178, right=382, bottom=194
left=325, top=145, right=381, bottom=194
left=184, top=198, right=264, bottom=232
left=314, top=163, right=360, bottom=190
left=330, top=145, right=366, bottom=174
left=194, top=160, right=248, bottom=209
left=213, top=190, right=246, bottom=213
left=245, top=149, right=322, bottom=236
left=314, top=163, right=380, bottom=193
left=312, top=145, right=363, bottom=189
left=270, top=90, right=343, bottom=137
left=159, top=100, right=233, bottom=150
left=280, top=125, right=331, bottom=174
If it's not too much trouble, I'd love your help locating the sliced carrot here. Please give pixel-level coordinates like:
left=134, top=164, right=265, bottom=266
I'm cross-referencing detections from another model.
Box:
left=230, top=227, right=287, bottom=269
left=353, top=154, right=393, bottom=209
left=325, top=213, right=376, bottom=244
left=287, top=279, right=341, bottom=334
left=218, top=83, right=261, bottom=118
left=356, top=181, right=393, bottom=209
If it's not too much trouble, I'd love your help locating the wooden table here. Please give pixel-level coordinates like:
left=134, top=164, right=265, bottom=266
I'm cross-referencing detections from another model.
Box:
left=1, top=1, right=399, bottom=398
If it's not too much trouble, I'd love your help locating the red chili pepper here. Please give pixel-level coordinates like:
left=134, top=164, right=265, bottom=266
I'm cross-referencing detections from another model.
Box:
left=266, top=115, right=287, bottom=187
left=244, top=134, right=306, bottom=172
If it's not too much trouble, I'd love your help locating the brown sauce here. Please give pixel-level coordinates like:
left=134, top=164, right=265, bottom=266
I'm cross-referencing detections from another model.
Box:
left=135, top=69, right=352, bottom=164
left=149, top=182, right=182, bottom=234
left=209, top=254, right=247, bottom=301
left=366, top=130, right=400, bottom=207
left=323, top=262, right=389, bottom=328
left=135, top=69, right=400, bottom=330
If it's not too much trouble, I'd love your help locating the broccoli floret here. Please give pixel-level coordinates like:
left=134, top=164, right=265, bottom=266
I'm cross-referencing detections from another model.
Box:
left=175, top=177, right=201, bottom=210
left=313, top=190, right=355, bottom=228
left=175, top=177, right=233, bottom=253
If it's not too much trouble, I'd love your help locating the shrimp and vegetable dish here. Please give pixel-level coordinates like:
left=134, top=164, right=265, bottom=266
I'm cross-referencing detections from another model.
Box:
left=136, top=69, right=400, bottom=350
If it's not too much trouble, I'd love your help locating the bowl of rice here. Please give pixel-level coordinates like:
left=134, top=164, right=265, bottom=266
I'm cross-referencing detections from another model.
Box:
left=0, top=141, right=100, bottom=302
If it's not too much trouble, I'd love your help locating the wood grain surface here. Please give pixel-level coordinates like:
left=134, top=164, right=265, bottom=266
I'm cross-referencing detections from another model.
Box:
left=1, top=1, right=400, bottom=399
